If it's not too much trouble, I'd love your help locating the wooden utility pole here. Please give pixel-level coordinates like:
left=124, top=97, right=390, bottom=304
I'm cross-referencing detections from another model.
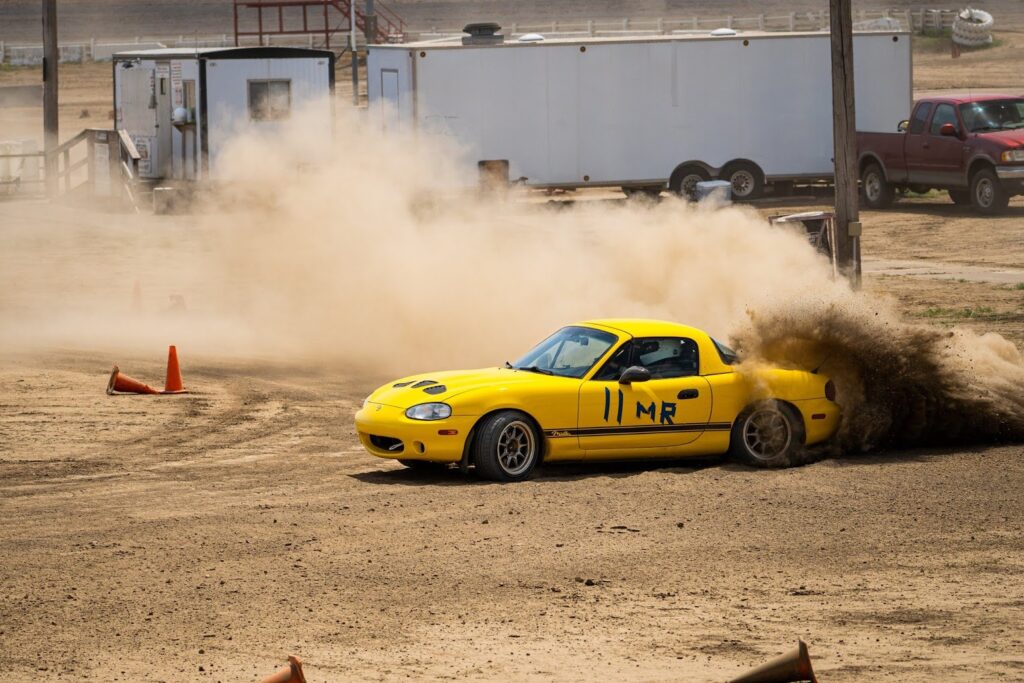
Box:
left=42, top=0, right=59, bottom=198
left=829, top=0, right=862, bottom=286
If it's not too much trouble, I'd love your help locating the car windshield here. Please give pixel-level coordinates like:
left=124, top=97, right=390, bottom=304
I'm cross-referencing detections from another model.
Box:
left=958, top=99, right=1024, bottom=132
left=513, top=326, right=618, bottom=378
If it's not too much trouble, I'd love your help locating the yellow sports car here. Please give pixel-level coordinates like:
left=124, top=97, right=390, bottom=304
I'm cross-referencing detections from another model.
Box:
left=356, top=320, right=840, bottom=481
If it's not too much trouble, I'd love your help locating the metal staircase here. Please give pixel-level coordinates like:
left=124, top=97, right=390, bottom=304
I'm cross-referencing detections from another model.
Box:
left=233, top=0, right=406, bottom=48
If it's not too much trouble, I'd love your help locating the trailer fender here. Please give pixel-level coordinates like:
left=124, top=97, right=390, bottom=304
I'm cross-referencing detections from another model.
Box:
left=719, top=159, right=766, bottom=200
left=668, top=161, right=713, bottom=199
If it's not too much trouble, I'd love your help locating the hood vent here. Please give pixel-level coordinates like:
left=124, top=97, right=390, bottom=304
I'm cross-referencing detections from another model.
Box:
left=412, top=380, right=438, bottom=388
left=462, top=22, right=504, bottom=45
left=423, top=385, right=447, bottom=395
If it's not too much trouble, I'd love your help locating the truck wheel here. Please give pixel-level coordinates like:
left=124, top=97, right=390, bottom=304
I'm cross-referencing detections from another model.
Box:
left=948, top=189, right=971, bottom=206
left=860, top=163, right=894, bottom=209
left=970, top=168, right=1010, bottom=215
left=669, top=165, right=709, bottom=201
left=721, top=161, right=764, bottom=200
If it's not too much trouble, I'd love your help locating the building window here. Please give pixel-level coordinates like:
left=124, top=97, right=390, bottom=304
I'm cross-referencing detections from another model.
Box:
left=248, top=80, right=291, bottom=121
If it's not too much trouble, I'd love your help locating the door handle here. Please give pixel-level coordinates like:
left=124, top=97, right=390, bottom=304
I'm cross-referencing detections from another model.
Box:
left=677, top=389, right=699, bottom=400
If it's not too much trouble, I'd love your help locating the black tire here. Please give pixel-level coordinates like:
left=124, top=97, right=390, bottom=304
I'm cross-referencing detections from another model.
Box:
left=969, top=167, right=1010, bottom=215
left=397, top=459, right=448, bottom=471
left=668, top=164, right=710, bottom=201
left=729, top=401, right=806, bottom=469
left=721, top=161, right=765, bottom=200
left=472, top=411, right=541, bottom=482
left=949, top=188, right=971, bottom=205
left=860, top=162, right=894, bottom=209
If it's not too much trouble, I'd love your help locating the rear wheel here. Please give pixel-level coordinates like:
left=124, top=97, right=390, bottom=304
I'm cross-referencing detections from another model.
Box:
left=970, top=167, right=1010, bottom=214
left=860, top=162, right=894, bottom=209
left=721, top=161, right=765, bottom=200
left=948, top=188, right=971, bottom=205
left=473, top=411, right=540, bottom=482
left=730, top=402, right=805, bottom=468
left=668, top=164, right=710, bottom=201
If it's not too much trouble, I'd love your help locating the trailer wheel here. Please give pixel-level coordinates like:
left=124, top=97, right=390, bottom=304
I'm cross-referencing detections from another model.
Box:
left=969, top=167, right=1009, bottom=215
left=668, top=164, right=709, bottom=201
left=860, top=162, right=894, bottom=209
left=721, top=161, right=764, bottom=200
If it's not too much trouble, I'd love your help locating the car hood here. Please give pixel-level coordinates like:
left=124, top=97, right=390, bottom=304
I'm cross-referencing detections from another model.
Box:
left=976, top=128, right=1024, bottom=147
left=366, top=367, right=561, bottom=409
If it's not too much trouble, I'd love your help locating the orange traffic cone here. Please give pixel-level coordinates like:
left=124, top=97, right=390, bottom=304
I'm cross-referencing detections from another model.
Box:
left=106, top=365, right=160, bottom=395
left=258, top=655, right=306, bottom=683
left=162, top=345, right=186, bottom=394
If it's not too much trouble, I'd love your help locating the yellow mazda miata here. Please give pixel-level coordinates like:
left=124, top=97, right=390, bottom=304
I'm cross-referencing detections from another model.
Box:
left=356, top=320, right=840, bottom=481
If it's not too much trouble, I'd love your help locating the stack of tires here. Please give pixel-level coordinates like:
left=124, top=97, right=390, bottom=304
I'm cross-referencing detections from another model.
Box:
left=952, top=8, right=994, bottom=47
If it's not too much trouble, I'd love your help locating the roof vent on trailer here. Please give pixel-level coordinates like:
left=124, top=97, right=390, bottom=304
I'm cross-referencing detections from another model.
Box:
left=462, top=22, right=504, bottom=45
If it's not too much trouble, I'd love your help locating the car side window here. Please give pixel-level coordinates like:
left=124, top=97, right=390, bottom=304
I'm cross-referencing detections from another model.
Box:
left=633, top=337, right=699, bottom=379
left=592, top=342, right=633, bottom=381
left=929, top=104, right=959, bottom=136
left=908, top=102, right=933, bottom=134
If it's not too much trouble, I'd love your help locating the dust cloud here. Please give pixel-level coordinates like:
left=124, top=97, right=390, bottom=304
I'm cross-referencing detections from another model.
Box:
left=733, top=296, right=1024, bottom=453
left=1, top=104, right=1022, bottom=454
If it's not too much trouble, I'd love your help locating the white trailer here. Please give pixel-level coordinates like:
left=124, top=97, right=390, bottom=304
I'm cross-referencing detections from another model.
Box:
left=367, top=28, right=911, bottom=198
left=113, top=47, right=334, bottom=182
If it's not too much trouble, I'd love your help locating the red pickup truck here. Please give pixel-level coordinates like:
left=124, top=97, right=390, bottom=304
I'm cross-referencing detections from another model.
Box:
left=857, top=95, right=1024, bottom=214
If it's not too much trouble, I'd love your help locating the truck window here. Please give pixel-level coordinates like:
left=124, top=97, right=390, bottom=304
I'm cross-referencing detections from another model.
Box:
left=929, top=104, right=959, bottom=136
left=908, top=102, right=933, bottom=134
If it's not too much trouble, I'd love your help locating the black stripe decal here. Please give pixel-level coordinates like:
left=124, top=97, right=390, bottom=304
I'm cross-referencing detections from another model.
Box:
left=544, top=422, right=732, bottom=438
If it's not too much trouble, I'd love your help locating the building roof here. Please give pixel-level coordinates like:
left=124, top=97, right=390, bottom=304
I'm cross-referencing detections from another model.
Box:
left=112, top=46, right=334, bottom=61
left=372, top=28, right=908, bottom=50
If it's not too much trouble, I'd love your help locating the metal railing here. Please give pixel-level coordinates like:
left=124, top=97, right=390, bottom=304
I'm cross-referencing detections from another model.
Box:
left=0, top=7, right=963, bottom=63
left=0, top=128, right=142, bottom=209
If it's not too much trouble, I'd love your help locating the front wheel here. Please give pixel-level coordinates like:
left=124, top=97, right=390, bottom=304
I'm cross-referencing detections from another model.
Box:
left=860, top=162, right=894, bottom=209
left=970, top=168, right=1010, bottom=215
left=473, top=411, right=541, bottom=482
left=730, top=402, right=806, bottom=468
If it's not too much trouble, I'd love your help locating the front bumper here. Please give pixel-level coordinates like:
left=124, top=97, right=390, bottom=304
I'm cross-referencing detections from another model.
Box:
left=355, top=402, right=474, bottom=463
left=995, top=165, right=1024, bottom=182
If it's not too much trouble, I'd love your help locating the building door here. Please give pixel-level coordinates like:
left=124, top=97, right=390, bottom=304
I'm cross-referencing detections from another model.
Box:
left=380, top=69, right=400, bottom=133
left=155, top=62, right=173, bottom=178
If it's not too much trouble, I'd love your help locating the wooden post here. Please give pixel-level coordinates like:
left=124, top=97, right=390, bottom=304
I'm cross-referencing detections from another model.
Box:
left=42, top=0, right=58, bottom=198
left=829, top=0, right=861, bottom=286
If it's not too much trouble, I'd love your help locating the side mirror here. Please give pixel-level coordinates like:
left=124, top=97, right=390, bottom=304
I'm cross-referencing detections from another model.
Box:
left=897, top=119, right=909, bottom=133
left=618, top=366, right=651, bottom=385
left=940, top=122, right=958, bottom=137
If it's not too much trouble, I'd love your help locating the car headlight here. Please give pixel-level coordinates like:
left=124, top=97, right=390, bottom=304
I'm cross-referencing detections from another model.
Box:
left=1001, top=149, right=1024, bottom=163
left=405, top=403, right=452, bottom=421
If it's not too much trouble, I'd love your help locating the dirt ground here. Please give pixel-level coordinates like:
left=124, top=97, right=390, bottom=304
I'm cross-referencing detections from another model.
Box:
left=2, top=19, right=1024, bottom=683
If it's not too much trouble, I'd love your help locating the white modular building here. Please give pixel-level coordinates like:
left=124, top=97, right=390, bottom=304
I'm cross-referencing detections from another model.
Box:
left=367, top=28, right=912, bottom=198
left=113, top=47, right=334, bottom=182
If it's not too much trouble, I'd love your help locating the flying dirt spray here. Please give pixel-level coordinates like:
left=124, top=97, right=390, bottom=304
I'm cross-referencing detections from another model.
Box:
left=0, top=106, right=1021, bottom=456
